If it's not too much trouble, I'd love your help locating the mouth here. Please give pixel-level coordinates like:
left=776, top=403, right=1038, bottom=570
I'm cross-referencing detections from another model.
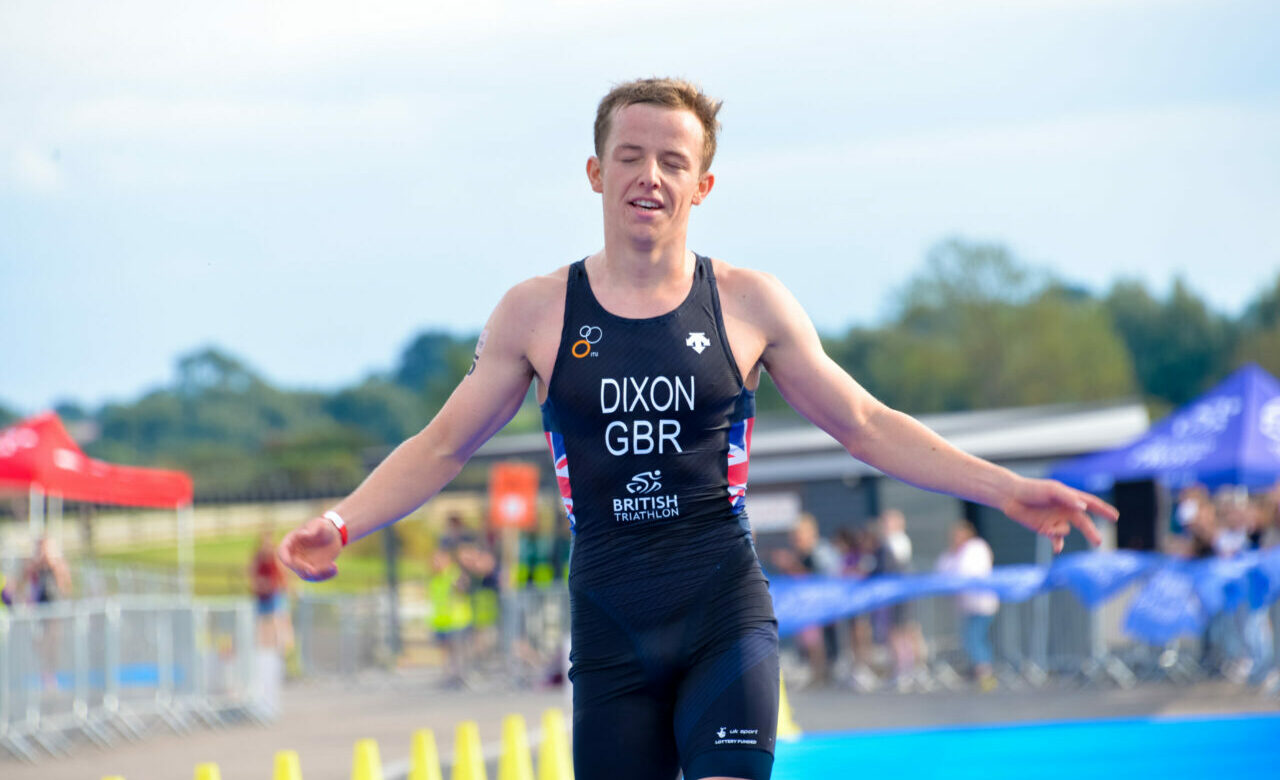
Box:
left=628, top=198, right=664, bottom=213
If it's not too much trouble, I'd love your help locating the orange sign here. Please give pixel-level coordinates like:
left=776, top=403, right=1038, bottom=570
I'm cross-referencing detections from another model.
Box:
left=489, top=462, right=539, bottom=530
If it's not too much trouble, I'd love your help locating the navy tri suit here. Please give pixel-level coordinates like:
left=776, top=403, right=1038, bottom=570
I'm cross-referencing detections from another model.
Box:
left=541, top=255, right=779, bottom=780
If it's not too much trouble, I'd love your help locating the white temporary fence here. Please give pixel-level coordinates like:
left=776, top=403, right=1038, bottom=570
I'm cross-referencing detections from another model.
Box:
left=0, top=595, right=265, bottom=763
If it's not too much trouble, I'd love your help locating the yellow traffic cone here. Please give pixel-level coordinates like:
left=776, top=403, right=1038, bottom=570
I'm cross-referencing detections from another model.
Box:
left=410, top=728, right=444, bottom=780
left=777, top=675, right=802, bottom=741
left=498, top=714, right=534, bottom=780
left=452, top=721, right=487, bottom=780
left=537, top=708, right=573, bottom=780
left=353, top=738, right=384, bottom=780
left=194, top=764, right=222, bottom=780
left=274, top=750, right=303, bottom=780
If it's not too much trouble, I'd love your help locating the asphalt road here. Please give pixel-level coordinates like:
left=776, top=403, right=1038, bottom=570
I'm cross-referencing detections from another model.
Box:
left=6, top=675, right=1278, bottom=780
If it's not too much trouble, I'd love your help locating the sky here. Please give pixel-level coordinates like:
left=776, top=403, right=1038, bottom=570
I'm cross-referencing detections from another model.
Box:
left=2, top=0, right=1278, bottom=414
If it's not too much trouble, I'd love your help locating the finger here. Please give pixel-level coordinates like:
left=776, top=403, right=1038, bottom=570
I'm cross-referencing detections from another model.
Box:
left=1043, top=521, right=1070, bottom=540
left=1052, top=536, right=1064, bottom=554
left=1049, top=483, right=1091, bottom=513
left=300, top=564, right=338, bottom=583
left=1075, top=490, right=1119, bottom=522
left=1071, top=511, right=1103, bottom=546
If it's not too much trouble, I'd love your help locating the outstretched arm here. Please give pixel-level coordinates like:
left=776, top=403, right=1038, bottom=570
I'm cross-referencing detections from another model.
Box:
left=749, top=273, right=1117, bottom=553
left=278, top=283, right=540, bottom=581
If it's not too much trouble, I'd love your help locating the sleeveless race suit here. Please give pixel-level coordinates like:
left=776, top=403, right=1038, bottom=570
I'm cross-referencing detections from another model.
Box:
left=541, top=255, right=779, bottom=780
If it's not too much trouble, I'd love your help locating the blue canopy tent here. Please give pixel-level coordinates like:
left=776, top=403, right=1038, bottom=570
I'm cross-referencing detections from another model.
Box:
left=1050, top=363, right=1280, bottom=492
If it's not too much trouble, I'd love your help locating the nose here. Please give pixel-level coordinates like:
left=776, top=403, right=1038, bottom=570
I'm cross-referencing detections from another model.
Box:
left=638, top=157, right=661, bottom=189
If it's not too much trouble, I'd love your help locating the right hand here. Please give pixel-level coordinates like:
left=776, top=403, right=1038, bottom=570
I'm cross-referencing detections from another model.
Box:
left=277, top=516, right=343, bottom=582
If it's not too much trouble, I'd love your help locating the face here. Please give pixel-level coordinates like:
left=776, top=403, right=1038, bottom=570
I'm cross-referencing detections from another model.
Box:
left=587, top=103, right=714, bottom=251
left=792, top=520, right=816, bottom=552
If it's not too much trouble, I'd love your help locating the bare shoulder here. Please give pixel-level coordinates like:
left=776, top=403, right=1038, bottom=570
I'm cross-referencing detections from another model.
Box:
left=498, top=265, right=570, bottom=314
left=481, top=266, right=569, bottom=377
left=709, top=256, right=799, bottom=326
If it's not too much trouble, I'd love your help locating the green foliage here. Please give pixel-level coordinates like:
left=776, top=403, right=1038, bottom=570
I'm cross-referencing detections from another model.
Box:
left=325, top=378, right=425, bottom=444
left=849, top=239, right=1137, bottom=413
left=394, top=330, right=477, bottom=409
left=1234, top=274, right=1280, bottom=377
left=1103, top=278, right=1237, bottom=406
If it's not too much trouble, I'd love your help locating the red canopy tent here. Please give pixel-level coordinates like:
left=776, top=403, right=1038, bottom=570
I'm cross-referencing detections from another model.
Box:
left=0, top=412, right=195, bottom=590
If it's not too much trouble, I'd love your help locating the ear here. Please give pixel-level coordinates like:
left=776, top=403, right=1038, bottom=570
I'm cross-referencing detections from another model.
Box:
left=586, top=156, right=604, bottom=194
left=692, top=171, right=714, bottom=205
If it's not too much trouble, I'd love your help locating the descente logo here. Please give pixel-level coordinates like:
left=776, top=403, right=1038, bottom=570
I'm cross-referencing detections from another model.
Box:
left=686, top=332, right=711, bottom=354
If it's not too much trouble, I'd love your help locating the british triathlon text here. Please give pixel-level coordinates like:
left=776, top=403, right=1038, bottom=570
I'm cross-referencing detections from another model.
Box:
left=601, top=375, right=692, bottom=523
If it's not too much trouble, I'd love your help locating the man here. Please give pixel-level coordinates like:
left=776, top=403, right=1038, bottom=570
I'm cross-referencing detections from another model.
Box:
left=878, top=509, right=925, bottom=688
left=279, top=78, right=1116, bottom=780
left=935, top=519, right=999, bottom=691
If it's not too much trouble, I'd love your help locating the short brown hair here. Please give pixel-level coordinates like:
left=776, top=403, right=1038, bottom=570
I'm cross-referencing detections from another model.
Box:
left=594, top=78, right=723, bottom=172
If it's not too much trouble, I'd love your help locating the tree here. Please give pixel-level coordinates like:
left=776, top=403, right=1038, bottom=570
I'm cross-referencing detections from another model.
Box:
left=856, top=238, right=1136, bottom=413
left=1103, top=278, right=1237, bottom=406
left=325, top=378, right=425, bottom=444
left=1233, top=273, right=1280, bottom=377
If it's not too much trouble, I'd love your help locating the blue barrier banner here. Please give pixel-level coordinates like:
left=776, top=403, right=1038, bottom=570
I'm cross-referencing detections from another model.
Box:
left=1247, top=546, right=1280, bottom=610
left=769, top=549, right=1278, bottom=641
left=1123, top=564, right=1206, bottom=644
left=1191, top=553, right=1256, bottom=615
left=1043, top=550, right=1161, bottom=607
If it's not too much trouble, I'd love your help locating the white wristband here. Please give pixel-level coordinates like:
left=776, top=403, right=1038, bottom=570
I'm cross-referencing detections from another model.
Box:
left=323, top=510, right=349, bottom=546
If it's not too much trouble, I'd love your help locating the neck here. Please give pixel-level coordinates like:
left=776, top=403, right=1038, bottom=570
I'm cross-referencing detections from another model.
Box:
left=598, top=226, right=693, bottom=289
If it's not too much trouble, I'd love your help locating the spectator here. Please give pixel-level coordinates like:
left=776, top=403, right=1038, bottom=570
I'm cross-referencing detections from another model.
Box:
left=1260, top=485, right=1280, bottom=549
left=24, top=535, right=71, bottom=605
left=250, top=530, right=293, bottom=652
left=771, top=513, right=841, bottom=686
left=456, top=536, right=500, bottom=657
left=878, top=510, right=925, bottom=689
left=832, top=526, right=877, bottom=683
left=936, top=519, right=998, bottom=691
left=1168, top=484, right=1210, bottom=555
left=1213, top=486, right=1252, bottom=557
left=439, top=513, right=478, bottom=553
left=427, top=546, right=473, bottom=687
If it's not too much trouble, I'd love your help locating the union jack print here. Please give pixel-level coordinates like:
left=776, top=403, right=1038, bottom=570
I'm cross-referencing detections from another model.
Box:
left=544, top=430, right=576, bottom=533
left=726, top=415, right=754, bottom=514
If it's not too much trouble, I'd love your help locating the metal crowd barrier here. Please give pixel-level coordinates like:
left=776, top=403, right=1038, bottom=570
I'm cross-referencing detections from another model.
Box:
left=0, top=596, right=264, bottom=763
left=294, top=592, right=395, bottom=678
left=803, top=583, right=1280, bottom=694
left=73, top=561, right=187, bottom=598
left=287, top=586, right=572, bottom=689
left=285, top=579, right=1274, bottom=697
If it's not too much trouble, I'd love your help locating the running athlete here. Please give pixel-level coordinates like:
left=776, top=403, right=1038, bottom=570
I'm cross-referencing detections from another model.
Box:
left=278, top=78, right=1118, bottom=780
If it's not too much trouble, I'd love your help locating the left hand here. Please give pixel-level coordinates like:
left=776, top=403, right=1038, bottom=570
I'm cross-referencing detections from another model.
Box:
left=999, top=478, right=1119, bottom=554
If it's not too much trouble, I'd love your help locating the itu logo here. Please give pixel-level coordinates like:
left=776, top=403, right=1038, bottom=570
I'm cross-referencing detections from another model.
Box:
left=686, top=332, right=711, bottom=354
left=572, top=325, right=603, bottom=359
left=626, top=470, right=662, bottom=494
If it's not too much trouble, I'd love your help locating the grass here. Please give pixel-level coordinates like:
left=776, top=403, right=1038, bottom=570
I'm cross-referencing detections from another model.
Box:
left=88, top=533, right=431, bottom=596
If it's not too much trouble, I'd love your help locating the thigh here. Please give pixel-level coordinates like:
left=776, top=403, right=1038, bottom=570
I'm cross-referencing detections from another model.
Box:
left=674, top=623, right=779, bottom=780
left=571, top=663, right=680, bottom=780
